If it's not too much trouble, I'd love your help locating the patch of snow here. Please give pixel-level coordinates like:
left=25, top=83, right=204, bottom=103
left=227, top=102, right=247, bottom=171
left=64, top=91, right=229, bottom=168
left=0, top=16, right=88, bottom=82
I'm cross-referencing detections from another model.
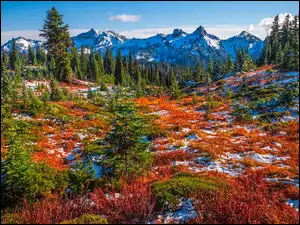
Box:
left=261, top=146, right=277, bottom=152
left=250, top=153, right=289, bottom=164
left=196, top=157, right=244, bottom=176
left=182, top=128, right=191, bottom=133
left=173, top=161, right=193, bottom=166
left=287, top=199, right=299, bottom=211
left=200, top=129, right=216, bottom=135
left=77, top=133, right=88, bottom=140
left=186, top=134, right=200, bottom=141
left=273, top=142, right=282, bottom=147
left=224, top=152, right=244, bottom=160
left=281, top=116, right=298, bottom=122
left=163, top=198, right=198, bottom=224
left=149, top=110, right=169, bottom=116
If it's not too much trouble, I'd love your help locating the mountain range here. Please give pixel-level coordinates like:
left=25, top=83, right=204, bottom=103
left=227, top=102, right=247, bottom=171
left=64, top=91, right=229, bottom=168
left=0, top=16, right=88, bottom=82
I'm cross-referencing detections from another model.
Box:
left=1, top=26, right=265, bottom=66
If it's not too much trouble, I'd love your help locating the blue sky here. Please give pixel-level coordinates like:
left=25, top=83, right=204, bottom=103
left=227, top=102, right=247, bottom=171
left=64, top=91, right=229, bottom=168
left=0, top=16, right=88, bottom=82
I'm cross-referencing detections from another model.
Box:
left=1, top=1, right=299, bottom=44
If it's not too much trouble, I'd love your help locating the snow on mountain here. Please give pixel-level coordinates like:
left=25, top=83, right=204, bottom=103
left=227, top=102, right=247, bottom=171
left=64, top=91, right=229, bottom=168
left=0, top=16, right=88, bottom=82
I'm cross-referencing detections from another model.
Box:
left=1, top=36, right=42, bottom=54
left=1, top=27, right=264, bottom=66
left=220, top=31, right=264, bottom=61
left=111, top=26, right=229, bottom=66
left=72, top=28, right=127, bottom=53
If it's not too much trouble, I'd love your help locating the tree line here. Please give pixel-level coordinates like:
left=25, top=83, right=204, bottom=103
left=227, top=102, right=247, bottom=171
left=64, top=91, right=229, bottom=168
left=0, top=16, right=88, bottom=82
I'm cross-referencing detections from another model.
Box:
left=259, top=13, right=299, bottom=71
left=3, top=7, right=298, bottom=102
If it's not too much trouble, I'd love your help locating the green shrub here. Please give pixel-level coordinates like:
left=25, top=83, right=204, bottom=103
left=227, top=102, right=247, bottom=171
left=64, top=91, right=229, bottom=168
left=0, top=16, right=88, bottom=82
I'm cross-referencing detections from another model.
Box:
left=259, top=112, right=281, bottom=122
left=152, top=172, right=225, bottom=209
left=59, top=214, right=108, bottom=224
left=100, top=81, right=108, bottom=91
left=84, top=142, right=105, bottom=155
left=232, top=102, right=253, bottom=122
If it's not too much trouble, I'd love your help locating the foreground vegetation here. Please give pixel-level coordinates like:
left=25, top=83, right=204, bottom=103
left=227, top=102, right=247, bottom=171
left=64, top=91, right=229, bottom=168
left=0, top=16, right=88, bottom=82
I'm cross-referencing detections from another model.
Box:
left=1, top=6, right=299, bottom=224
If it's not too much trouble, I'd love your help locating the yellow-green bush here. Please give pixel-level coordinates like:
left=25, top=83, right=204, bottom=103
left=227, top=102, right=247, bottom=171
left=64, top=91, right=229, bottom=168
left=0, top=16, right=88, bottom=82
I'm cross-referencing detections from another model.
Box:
left=59, top=214, right=108, bottom=224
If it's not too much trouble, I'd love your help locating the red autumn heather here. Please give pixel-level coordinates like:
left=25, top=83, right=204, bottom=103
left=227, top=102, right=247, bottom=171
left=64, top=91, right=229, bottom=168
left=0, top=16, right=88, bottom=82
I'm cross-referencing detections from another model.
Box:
left=90, top=179, right=156, bottom=224
left=192, top=173, right=299, bottom=224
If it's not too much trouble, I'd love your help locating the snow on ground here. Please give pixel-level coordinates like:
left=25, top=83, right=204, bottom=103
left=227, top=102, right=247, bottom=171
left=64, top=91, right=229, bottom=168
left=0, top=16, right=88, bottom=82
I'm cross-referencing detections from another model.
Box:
left=193, top=156, right=245, bottom=176
left=12, top=113, right=33, bottom=120
left=287, top=199, right=299, bottom=211
left=250, top=153, right=289, bottom=164
left=157, top=198, right=198, bottom=224
left=200, top=129, right=216, bottom=135
left=148, top=110, right=169, bottom=116
left=186, top=134, right=200, bottom=141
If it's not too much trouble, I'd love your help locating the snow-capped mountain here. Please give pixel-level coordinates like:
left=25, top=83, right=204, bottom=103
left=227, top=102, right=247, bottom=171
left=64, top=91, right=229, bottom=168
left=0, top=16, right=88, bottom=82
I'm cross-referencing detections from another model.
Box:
left=1, top=27, right=264, bottom=66
left=1, top=36, right=42, bottom=54
left=107, top=26, right=228, bottom=66
left=72, top=28, right=127, bottom=51
left=220, top=31, right=264, bottom=61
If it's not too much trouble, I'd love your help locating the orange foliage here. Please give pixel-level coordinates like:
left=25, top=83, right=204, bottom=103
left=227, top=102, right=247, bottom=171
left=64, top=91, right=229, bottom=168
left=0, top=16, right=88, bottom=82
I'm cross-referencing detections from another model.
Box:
left=32, top=151, right=67, bottom=171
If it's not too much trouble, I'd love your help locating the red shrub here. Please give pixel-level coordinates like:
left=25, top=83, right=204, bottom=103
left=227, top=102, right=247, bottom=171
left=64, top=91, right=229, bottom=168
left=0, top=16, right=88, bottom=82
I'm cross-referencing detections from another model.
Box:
left=90, top=180, right=156, bottom=224
left=153, top=150, right=189, bottom=166
left=2, top=180, right=156, bottom=224
left=192, top=172, right=299, bottom=224
left=1, top=193, right=92, bottom=224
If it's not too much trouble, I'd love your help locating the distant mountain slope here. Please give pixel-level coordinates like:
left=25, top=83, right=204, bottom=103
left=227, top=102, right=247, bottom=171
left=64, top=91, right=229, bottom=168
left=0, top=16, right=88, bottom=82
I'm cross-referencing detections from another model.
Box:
left=220, top=31, right=264, bottom=61
left=1, top=36, right=42, bottom=53
left=1, top=27, right=264, bottom=66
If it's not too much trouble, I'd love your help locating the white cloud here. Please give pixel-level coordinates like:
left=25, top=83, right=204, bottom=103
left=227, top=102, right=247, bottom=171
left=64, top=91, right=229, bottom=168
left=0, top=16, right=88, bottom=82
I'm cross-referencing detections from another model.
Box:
left=119, top=26, right=193, bottom=38
left=246, top=13, right=293, bottom=38
left=119, top=24, right=247, bottom=40
left=1, top=29, right=89, bottom=45
left=119, top=13, right=294, bottom=40
left=206, top=25, right=248, bottom=39
left=1, top=13, right=295, bottom=45
left=109, top=14, right=141, bottom=22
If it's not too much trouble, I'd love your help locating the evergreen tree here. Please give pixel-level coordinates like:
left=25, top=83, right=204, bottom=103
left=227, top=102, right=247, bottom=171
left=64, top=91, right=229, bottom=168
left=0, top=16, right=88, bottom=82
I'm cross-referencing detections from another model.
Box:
left=290, top=14, right=299, bottom=71
left=104, top=48, right=113, bottom=75
left=95, top=51, right=104, bottom=78
left=114, top=49, right=123, bottom=85
left=1, top=68, right=12, bottom=104
left=243, top=49, right=256, bottom=72
left=225, top=54, right=234, bottom=73
left=270, top=15, right=280, bottom=63
left=155, top=64, right=160, bottom=85
left=36, top=46, right=47, bottom=65
left=89, top=49, right=100, bottom=83
left=212, top=58, right=221, bottom=81
left=280, top=14, right=291, bottom=46
left=276, top=43, right=283, bottom=64
left=170, top=71, right=182, bottom=99
left=11, top=68, right=23, bottom=105
left=9, top=39, right=19, bottom=70
left=70, top=42, right=82, bottom=79
left=103, top=101, right=152, bottom=178
left=260, top=36, right=270, bottom=65
left=235, top=48, right=244, bottom=72
left=282, top=41, right=290, bottom=68
left=194, top=61, right=202, bottom=82
left=80, top=46, right=88, bottom=80
left=39, top=7, right=72, bottom=81
left=128, top=51, right=134, bottom=78
left=48, top=56, right=56, bottom=76
left=1, top=127, right=60, bottom=206
left=2, top=52, right=9, bottom=69
left=122, top=55, right=128, bottom=74
left=206, top=58, right=213, bottom=87
left=28, top=45, right=34, bottom=65
left=64, top=55, right=73, bottom=83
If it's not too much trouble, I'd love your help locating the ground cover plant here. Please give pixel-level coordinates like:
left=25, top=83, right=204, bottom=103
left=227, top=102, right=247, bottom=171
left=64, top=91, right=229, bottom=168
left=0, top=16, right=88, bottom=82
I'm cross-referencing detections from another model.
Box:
left=1, top=5, right=299, bottom=224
